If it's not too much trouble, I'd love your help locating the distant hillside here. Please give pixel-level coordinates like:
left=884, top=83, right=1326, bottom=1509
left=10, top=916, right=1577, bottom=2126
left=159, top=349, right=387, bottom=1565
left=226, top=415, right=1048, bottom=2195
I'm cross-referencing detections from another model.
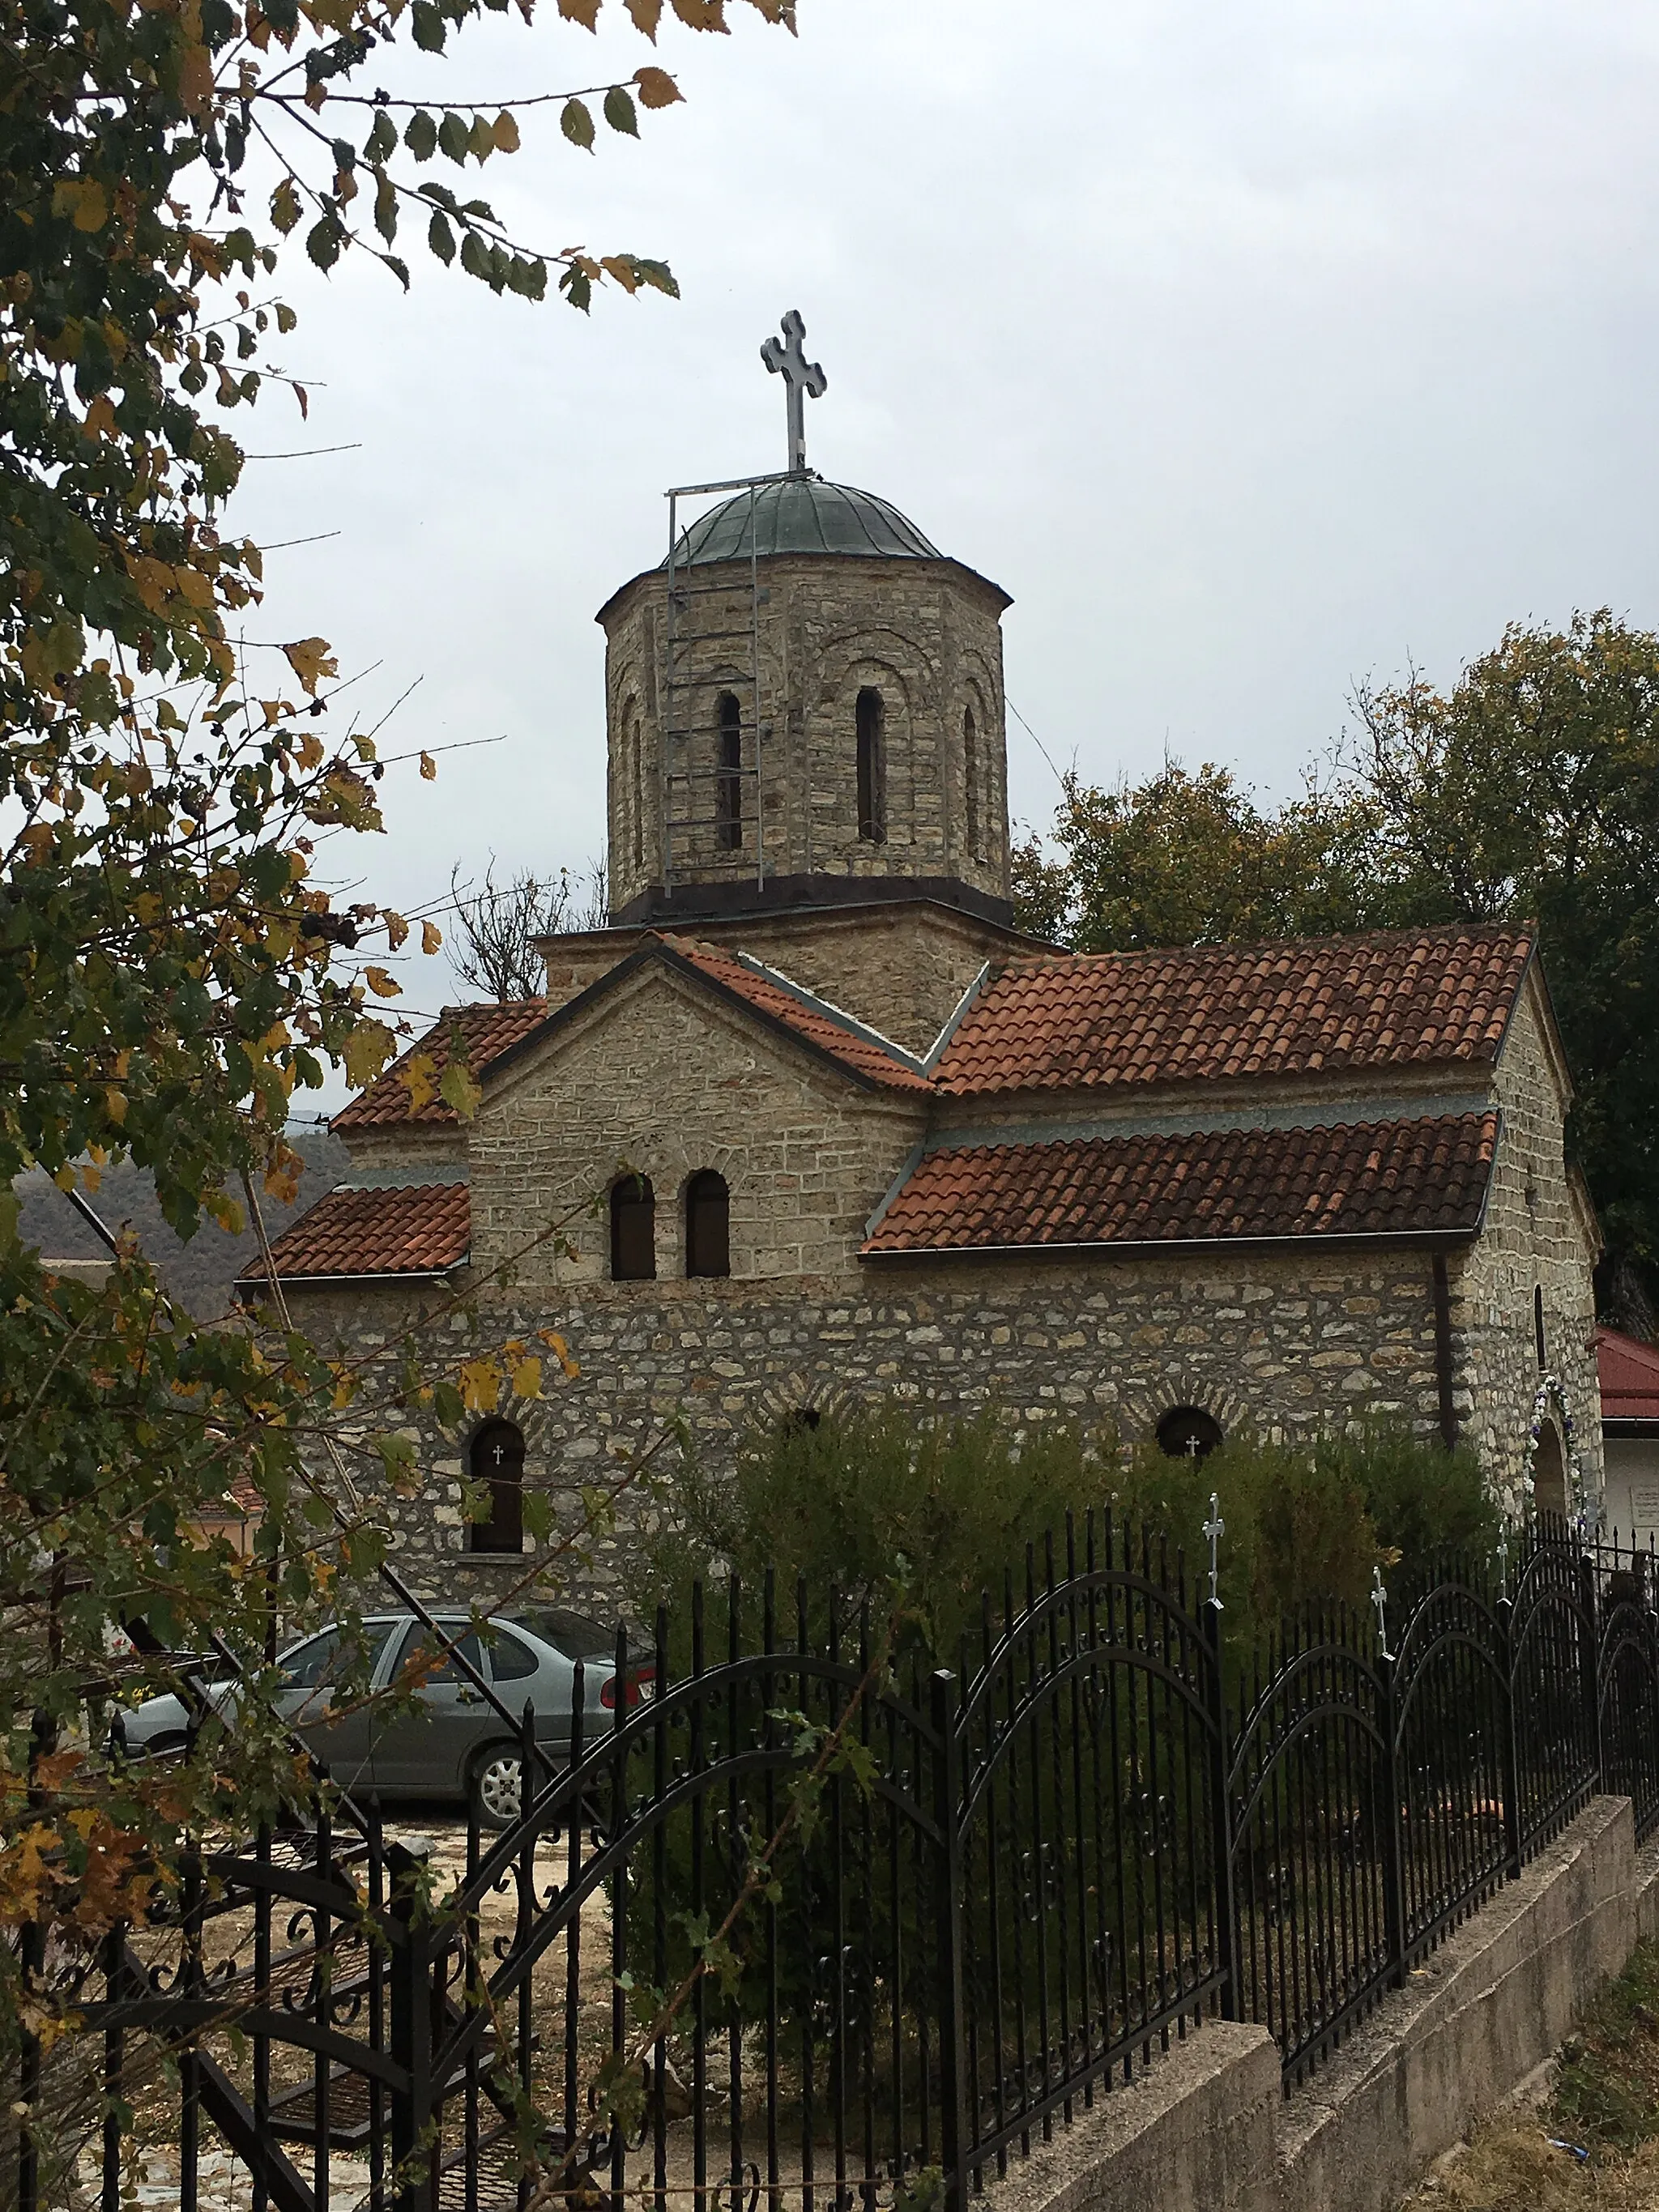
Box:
left=15, top=1127, right=351, bottom=1318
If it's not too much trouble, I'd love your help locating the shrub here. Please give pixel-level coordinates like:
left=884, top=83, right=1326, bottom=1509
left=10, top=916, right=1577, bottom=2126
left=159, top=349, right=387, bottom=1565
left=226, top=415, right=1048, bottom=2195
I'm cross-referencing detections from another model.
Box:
left=646, top=1402, right=1107, bottom=1663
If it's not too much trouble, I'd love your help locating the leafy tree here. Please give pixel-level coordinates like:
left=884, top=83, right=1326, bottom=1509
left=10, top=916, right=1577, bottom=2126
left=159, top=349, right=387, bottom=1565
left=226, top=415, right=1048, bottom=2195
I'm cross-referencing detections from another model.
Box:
left=1012, top=763, right=1402, bottom=953
left=0, top=0, right=795, bottom=2113
left=1349, top=612, right=1659, bottom=1298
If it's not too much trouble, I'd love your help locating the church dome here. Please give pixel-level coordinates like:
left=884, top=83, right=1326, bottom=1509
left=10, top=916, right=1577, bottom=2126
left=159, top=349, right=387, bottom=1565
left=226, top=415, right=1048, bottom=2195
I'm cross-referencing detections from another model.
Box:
left=671, top=476, right=941, bottom=566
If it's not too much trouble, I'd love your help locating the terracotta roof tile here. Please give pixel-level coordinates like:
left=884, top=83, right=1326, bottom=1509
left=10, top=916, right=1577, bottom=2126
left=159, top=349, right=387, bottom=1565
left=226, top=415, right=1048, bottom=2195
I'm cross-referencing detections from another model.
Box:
left=333, top=1001, right=547, bottom=1129
left=247, top=1182, right=471, bottom=1280
left=863, top=1113, right=1499, bottom=1256
left=1598, top=1328, right=1659, bottom=1424
left=930, top=929, right=1533, bottom=1097
left=663, top=938, right=933, bottom=1091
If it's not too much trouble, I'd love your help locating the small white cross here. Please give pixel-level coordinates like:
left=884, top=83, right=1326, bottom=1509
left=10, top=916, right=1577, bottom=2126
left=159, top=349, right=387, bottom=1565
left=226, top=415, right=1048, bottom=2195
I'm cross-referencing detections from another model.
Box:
left=761, top=309, right=827, bottom=475
left=1202, top=1492, right=1225, bottom=1609
left=492, top=1443, right=507, bottom=1469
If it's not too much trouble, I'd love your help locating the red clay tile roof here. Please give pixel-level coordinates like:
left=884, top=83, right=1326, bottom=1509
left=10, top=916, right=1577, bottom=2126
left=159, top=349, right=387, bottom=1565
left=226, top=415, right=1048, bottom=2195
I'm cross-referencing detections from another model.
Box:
left=663, top=938, right=932, bottom=1092
left=930, top=929, right=1533, bottom=1097
left=247, top=1182, right=471, bottom=1280
left=863, top=1112, right=1499, bottom=1256
left=333, top=1001, right=547, bottom=1129
left=1599, top=1328, right=1659, bottom=1424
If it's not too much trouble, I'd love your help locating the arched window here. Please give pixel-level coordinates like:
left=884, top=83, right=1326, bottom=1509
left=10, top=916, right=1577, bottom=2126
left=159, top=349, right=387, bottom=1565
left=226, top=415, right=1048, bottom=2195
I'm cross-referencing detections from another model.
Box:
left=630, top=709, right=646, bottom=869
left=855, top=687, right=885, bottom=844
left=1156, top=1406, right=1224, bottom=1461
left=1534, top=1284, right=1547, bottom=1373
left=468, top=1418, right=524, bottom=1554
left=684, top=1170, right=731, bottom=1279
left=716, top=693, right=743, bottom=851
left=963, top=704, right=980, bottom=859
left=610, top=1174, right=655, bottom=1281
left=1533, top=1422, right=1567, bottom=1524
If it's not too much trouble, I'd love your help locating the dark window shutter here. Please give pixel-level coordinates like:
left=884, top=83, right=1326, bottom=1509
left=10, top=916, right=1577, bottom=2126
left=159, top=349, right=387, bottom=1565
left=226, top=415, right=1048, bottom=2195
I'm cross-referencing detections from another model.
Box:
left=611, top=1176, right=656, bottom=1281
left=685, top=1170, right=731, bottom=1279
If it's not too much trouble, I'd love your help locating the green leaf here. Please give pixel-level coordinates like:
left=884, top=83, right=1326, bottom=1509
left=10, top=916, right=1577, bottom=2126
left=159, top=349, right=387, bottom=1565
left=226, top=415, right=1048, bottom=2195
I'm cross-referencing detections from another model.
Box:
left=305, top=217, right=342, bottom=271
left=382, top=254, right=410, bottom=289
left=633, top=258, right=679, bottom=299
left=459, top=228, right=488, bottom=279
left=560, top=98, right=595, bottom=152
left=467, top=114, right=495, bottom=163
left=412, top=1, right=446, bottom=48
left=405, top=109, right=437, bottom=160
left=275, top=302, right=297, bottom=334
left=559, top=262, right=592, bottom=312
left=437, top=1054, right=481, bottom=1118
left=438, top=111, right=469, bottom=164
left=603, top=86, right=638, bottom=137
left=426, top=211, right=454, bottom=264
left=373, top=173, right=398, bottom=243
left=365, top=110, right=397, bottom=164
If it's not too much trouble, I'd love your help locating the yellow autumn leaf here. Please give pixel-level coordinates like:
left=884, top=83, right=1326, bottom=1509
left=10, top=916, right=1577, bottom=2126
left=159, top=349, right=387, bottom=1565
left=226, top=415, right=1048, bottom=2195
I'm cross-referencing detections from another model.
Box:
left=539, top=1329, right=581, bottom=1379
left=384, top=910, right=409, bottom=950
left=399, top=1051, right=437, bottom=1112
left=458, top=1358, right=501, bottom=1413
left=282, top=637, right=339, bottom=696
left=104, top=1088, right=127, bottom=1125
left=511, top=1357, right=543, bottom=1400
left=82, top=394, right=117, bottom=440
left=419, top=751, right=437, bottom=781
left=80, top=1163, right=101, bottom=1195
left=421, top=918, right=443, bottom=955
left=493, top=110, right=521, bottom=151
left=363, top=965, right=401, bottom=998
left=342, top=1018, right=396, bottom=1090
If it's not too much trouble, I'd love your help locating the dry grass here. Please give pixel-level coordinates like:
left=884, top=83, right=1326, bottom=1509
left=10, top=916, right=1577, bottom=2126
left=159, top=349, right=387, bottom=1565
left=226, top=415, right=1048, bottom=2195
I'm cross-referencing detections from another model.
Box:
left=1408, top=1942, right=1659, bottom=2211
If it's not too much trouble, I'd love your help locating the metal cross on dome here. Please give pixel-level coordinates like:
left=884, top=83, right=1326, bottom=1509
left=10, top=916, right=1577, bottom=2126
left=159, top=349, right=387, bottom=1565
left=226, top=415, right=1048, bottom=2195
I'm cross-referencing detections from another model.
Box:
left=761, top=309, right=827, bottom=475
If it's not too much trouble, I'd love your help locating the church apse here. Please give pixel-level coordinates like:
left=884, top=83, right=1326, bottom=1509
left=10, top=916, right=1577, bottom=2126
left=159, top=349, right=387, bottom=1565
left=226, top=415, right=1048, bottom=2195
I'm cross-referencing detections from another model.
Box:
left=597, top=313, right=1013, bottom=929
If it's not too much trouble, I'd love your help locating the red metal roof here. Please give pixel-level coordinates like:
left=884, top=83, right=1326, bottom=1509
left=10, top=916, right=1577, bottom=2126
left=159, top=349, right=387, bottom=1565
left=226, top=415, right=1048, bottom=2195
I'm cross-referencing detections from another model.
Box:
left=248, top=1182, right=471, bottom=1281
left=333, top=1001, right=547, bottom=1129
left=863, top=1112, right=1499, bottom=1257
left=930, top=928, right=1533, bottom=1097
left=1598, top=1328, right=1659, bottom=1424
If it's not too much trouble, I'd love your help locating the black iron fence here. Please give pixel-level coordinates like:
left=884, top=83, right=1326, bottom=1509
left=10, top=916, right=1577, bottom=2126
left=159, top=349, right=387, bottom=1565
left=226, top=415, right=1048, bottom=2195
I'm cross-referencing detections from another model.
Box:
left=14, top=1521, right=1659, bottom=2212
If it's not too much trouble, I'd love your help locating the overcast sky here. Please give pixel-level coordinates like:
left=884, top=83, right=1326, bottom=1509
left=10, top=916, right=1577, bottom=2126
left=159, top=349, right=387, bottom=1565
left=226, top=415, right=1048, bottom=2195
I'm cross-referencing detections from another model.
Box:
left=234, top=0, right=1659, bottom=1098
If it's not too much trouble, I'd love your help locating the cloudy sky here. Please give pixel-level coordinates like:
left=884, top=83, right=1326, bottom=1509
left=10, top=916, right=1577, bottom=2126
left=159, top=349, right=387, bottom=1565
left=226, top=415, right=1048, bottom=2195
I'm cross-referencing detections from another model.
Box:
left=236, top=0, right=1659, bottom=1093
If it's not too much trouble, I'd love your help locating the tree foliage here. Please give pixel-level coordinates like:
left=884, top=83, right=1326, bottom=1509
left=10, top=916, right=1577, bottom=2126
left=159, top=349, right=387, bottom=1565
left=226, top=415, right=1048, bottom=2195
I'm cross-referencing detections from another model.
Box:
left=0, top=0, right=795, bottom=2057
left=1013, top=612, right=1659, bottom=1306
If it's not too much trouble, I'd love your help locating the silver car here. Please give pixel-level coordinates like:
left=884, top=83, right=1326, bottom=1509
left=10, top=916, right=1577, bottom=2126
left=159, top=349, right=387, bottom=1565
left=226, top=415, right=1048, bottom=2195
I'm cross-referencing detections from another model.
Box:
left=116, top=1609, right=650, bottom=1827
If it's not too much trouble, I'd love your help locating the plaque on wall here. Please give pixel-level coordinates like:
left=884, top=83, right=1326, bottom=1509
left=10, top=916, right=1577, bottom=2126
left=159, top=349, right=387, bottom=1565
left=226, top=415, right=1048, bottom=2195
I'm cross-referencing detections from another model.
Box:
left=1631, top=1482, right=1659, bottom=1531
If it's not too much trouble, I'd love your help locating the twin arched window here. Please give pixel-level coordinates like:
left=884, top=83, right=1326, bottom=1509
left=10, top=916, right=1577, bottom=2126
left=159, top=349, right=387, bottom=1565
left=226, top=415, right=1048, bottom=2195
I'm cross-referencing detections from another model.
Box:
left=609, top=1170, right=729, bottom=1280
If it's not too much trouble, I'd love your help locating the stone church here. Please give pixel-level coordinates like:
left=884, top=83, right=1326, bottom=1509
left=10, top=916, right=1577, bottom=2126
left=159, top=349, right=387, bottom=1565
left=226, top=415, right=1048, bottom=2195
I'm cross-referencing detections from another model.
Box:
left=255, top=320, right=1604, bottom=1597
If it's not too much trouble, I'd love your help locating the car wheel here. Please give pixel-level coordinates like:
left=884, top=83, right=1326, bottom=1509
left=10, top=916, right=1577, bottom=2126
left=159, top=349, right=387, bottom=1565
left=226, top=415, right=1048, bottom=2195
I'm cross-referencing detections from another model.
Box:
left=471, top=1745, right=524, bottom=1831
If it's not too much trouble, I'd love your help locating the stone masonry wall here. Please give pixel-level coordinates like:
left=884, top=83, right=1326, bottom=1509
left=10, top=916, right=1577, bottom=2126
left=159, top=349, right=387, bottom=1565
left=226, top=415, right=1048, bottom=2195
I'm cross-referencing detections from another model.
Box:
left=601, top=554, right=1010, bottom=918
left=467, top=961, right=929, bottom=1288
left=292, top=1245, right=1460, bottom=1607
left=1451, top=973, right=1604, bottom=1517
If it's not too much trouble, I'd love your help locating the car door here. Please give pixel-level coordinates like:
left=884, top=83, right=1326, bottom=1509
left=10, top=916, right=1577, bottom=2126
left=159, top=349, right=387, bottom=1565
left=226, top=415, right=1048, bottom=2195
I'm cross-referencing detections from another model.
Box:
left=273, top=1619, right=397, bottom=1792
left=371, top=1620, right=489, bottom=1800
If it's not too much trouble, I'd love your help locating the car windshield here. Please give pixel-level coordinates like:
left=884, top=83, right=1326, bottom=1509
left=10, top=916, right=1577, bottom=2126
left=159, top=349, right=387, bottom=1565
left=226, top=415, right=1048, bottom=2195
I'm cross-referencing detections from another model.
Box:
left=507, top=1609, right=616, bottom=1661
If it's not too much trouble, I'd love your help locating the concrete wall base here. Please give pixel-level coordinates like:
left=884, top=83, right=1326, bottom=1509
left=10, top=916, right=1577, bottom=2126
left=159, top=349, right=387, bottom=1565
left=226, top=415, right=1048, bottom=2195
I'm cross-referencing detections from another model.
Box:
left=987, top=1796, right=1659, bottom=2212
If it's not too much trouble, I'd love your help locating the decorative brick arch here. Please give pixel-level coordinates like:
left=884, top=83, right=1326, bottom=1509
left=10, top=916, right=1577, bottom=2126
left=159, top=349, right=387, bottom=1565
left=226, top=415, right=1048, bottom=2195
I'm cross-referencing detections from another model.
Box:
left=1117, top=1374, right=1256, bottom=1451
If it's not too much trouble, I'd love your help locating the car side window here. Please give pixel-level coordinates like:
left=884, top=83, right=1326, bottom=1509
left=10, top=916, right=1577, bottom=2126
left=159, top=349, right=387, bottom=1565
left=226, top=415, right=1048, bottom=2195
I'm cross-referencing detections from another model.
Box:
left=394, top=1623, right=483, bottom=1690
left=279, top=1630, right=341, bottom=1689
left=490, top=1630, right=539, bottom=1682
